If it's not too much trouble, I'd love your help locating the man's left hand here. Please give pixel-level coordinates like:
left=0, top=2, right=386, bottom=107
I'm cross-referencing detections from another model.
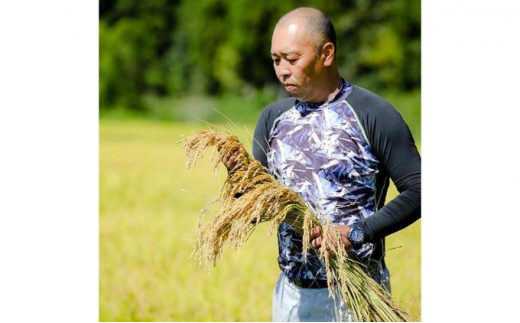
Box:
left=309, top=225, right=353, bottom=254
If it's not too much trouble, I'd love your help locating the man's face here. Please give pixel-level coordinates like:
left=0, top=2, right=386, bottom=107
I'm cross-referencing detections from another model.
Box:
left=271, top=23, right=325, bottom=102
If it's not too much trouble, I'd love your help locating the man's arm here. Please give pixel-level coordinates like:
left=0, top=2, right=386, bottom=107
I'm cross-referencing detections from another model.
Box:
left=348, top=87, right=421, bottom=242
left=252, top=106, right=272, bottom=167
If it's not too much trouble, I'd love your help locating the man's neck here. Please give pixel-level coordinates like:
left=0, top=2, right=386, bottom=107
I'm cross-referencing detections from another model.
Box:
left=325, top=76, right=344, bottom=101
left=305, top=74, right=343, bottom=102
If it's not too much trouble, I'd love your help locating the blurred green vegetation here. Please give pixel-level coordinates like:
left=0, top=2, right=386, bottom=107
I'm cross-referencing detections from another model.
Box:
left=100, top=0, right=421, bottom=140
left=100, top=89, right=421, bottom=142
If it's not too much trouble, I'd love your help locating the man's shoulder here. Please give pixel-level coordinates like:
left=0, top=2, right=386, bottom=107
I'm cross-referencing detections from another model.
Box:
left=347, top=85, right=404, bottom=122
left=266, top=97, right=298, bottom=109
left=262, top=97, right=296, bottom=118
left=258, top=97, right=298, bottom=122
left=347, top=85, right=394, bottom=111
left=253, top=96, right=297, bottom=137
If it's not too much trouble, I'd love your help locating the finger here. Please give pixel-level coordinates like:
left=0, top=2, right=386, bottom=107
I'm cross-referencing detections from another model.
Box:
left=226, top=159, right=234, bottom=169
left=229, top=157, right=236, bottom=168
left=311, top=236, right=322, bottom=249
left=309, top=227, right=322, bottom=239
left=223, top=156, right=233, bottom=169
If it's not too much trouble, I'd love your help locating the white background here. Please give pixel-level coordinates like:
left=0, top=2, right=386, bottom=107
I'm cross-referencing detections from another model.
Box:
left=0, top=1, right=519, bottom=322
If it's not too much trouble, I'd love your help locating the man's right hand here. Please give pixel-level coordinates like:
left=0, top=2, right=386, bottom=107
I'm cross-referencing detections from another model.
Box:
left=215, top=135, right=244, bottom=172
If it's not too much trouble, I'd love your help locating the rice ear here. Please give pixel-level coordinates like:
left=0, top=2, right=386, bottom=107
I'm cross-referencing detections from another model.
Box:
left=182, top=129, right=413, bottom=322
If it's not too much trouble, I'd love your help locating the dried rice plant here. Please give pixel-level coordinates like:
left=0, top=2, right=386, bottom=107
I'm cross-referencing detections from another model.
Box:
left=181, top=129, right=412, bottom=322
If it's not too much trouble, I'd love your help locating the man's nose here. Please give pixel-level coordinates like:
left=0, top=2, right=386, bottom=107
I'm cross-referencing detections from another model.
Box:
left=277, top=63, right=291, bottom=80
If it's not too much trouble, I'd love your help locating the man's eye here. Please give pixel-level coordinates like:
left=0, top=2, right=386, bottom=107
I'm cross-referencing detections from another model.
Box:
left=287, top=58, right=298, bottom=64
left=273, top=59, right=280, bottom=65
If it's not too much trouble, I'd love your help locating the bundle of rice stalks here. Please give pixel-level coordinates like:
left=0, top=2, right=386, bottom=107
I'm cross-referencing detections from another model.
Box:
left=181, top=129, right=412, bottom=322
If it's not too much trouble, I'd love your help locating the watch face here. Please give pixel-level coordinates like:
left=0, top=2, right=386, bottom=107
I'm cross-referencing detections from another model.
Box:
left=350, top=228, right=364, bottom=244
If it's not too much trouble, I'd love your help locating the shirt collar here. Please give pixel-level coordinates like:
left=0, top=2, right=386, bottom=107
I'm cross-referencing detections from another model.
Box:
left=295, top=79, right=351, bottom=117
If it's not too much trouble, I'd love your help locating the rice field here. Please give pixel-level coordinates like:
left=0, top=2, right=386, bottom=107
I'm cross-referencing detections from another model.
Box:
left=100, top=120, right=421, bottom=321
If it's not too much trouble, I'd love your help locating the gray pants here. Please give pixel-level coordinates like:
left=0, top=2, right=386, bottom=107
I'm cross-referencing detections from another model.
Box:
left=271, top=274, right=351, bottom=322
left=272, top=269, right=391, bottom=322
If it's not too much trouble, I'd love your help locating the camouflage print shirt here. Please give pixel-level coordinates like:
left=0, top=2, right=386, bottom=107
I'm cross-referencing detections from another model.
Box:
left=252, top=82, right=421, bottom=284
left=267, top=81, right=380, bottom=281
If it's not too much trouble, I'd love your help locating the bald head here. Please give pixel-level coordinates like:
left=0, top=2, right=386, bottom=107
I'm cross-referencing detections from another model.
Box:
left=275, top=7, right=336, bottom=54
left=270, top=7, right=342, bottom=102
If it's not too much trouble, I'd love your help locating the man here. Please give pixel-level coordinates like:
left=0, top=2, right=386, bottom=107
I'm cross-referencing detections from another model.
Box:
left=220, top=7, right=421, bottom=322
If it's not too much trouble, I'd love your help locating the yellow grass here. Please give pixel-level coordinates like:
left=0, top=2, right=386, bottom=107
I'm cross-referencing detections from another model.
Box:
left=100, top=120, right=421, bottom=321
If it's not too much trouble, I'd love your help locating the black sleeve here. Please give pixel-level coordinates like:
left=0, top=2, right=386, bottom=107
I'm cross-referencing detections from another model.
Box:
left=347, top=87, right=421, bottom=242
left=252, top=98, right=296, bottom=167
left=252, top=107, right=271, bottom=167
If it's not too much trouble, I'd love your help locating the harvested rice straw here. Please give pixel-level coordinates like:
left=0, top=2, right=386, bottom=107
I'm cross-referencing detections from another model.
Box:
left=181, top=129, right=412, bottom=322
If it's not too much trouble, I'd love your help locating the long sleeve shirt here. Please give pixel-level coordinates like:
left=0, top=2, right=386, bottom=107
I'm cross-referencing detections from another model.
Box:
left=252, top=81, right=421, bottom=282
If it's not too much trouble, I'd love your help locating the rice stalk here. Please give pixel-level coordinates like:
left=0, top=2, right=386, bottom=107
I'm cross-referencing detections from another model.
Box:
left=180, top=129, right=413, bottom=322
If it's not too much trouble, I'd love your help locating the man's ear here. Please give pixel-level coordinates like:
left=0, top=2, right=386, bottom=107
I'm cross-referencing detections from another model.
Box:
left=320, top=42, right=335, bottom=67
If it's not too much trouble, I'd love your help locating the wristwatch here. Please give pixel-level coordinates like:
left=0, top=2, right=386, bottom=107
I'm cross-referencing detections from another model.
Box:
left=347, top=223, right=365, bottom=249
